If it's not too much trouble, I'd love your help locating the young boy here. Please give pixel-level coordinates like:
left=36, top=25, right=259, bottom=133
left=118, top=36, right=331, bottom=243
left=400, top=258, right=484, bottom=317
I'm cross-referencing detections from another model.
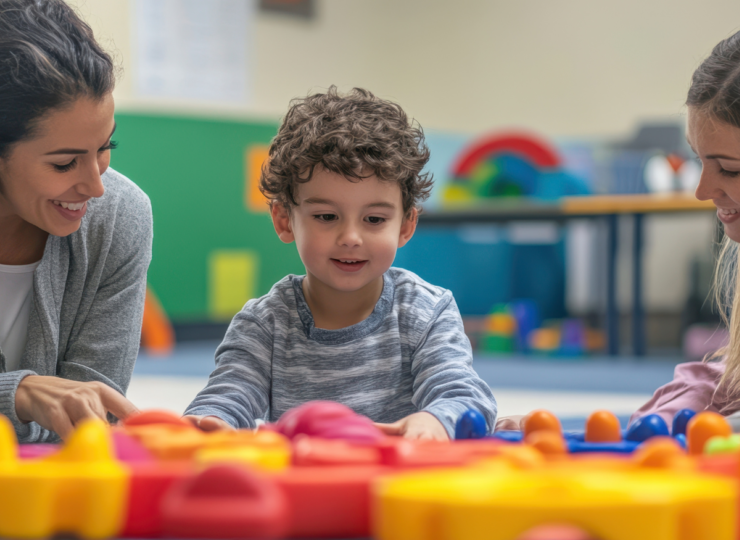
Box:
left=184, top=87, right=497, bottom=440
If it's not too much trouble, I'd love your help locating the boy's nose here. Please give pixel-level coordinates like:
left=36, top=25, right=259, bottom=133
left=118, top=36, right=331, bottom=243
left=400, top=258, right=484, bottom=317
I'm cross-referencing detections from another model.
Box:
left=337, top=224, right=362, bottom=247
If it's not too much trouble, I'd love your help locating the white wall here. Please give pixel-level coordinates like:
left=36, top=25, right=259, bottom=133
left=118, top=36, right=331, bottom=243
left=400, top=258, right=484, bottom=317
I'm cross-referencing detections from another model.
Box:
left=71, top=0, right=729, bottom=312
left=73, top=0, right=740, bottom=136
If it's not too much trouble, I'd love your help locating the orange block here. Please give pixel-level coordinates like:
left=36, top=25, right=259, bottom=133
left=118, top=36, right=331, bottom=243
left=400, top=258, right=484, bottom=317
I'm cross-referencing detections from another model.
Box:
left=245, top=145, right=271, bottom=213
left=687, top=411, right=732, bottom=456
left=141, top=286, right=175, bottom=356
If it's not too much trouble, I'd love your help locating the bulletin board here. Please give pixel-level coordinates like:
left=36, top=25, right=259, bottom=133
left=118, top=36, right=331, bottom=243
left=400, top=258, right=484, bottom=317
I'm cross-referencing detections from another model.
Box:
left=111, top=113, right=304, bottom=322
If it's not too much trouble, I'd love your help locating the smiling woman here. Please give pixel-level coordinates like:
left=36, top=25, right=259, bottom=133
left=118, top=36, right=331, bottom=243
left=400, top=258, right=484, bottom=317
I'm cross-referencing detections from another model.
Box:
left=629, top=30, right=740, bottom=430
left=0, top=0, right=151, bottom=442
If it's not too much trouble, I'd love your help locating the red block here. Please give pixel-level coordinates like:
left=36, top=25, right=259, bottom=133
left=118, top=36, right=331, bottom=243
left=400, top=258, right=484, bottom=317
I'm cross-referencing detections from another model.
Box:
left=161, top=465, right=288, bottom=539
left=292, top=436, right=381, bottom=466
left=122, top=461, right=193, bottom=538
left=275, top=465, right=389, bottom=538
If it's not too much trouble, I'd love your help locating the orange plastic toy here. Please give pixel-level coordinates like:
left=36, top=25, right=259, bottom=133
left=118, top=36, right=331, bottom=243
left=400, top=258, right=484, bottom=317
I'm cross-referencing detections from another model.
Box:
left=140, top=286, right=175, bottom=356
left=687, top=411, right=732, bottom=456
left=585, top=410, right=622, bottom=443
left=523, top=410, right=562, bottom=437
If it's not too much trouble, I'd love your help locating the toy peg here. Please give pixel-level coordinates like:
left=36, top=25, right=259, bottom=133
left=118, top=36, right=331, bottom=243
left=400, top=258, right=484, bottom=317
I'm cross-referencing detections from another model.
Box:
left=625, top=414, right=669, bottom=443
left=671, top=409, right=696, bottom=437
left=585, top=410, right=622, bottom=443
left=633, top=437, right=689, bottom=469
left=455, top=409, right=488, bottom=440
left=687, top=412, right=732, bottom=456
left=45, top=418, right=115, bottom=463
left=524, top=430, right=566, bottom=456
left=523, top=410, right=562, bottom=437
left=0, top=415, right=17, bottom=464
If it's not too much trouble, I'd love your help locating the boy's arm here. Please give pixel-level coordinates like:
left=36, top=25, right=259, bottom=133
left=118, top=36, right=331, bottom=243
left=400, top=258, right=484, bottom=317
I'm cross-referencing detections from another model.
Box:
left=410, top=295, right=498, bottom=438
left=184, top=311, right=273, bottom=429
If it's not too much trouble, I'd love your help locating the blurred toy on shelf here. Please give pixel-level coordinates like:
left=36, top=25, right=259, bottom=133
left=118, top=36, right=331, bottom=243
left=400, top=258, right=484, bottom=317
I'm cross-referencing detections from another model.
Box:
left=441, top=131, right=590, bottom=205
left=477, top=300, right=605, bottom=355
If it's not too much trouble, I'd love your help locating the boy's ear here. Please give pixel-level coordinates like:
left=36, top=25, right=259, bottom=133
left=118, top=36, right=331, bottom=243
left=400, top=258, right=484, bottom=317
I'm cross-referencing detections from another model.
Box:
left=271, top=202, right=295, bottom=244
left=398, top=207, right=418, bottom=248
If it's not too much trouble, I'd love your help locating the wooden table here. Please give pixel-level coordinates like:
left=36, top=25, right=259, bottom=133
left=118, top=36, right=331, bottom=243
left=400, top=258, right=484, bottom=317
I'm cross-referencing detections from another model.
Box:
left=419, top=194, right=716, bottom=356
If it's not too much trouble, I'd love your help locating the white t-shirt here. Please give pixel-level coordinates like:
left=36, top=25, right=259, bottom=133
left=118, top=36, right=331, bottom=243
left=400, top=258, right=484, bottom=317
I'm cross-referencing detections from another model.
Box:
left=0, top=261, right=40, bottom=372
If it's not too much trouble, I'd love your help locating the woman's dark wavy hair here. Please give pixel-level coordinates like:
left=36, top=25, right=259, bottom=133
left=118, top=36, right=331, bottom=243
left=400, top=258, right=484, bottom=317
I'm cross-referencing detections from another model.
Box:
left=687, top=30, right=740, bottom=126
left=260, top=86, right=433, bottom=217
left=0, top=0, right=115, bottom=159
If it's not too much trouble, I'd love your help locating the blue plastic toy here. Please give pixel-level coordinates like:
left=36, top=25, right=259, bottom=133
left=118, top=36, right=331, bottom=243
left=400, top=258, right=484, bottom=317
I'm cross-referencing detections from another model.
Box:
left=625, top=414, right=670, bottom=443
left=672, top=409, right=696, bottom=437
left=455, top=409, right=488, bottom=440
left=457, top=409, right=695, bottom=454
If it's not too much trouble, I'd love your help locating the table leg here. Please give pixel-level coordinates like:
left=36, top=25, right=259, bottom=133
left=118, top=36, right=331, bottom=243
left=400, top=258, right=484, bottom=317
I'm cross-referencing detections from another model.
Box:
left=607, top=214, right=619, bottom=356
left=633, top=213, right=645, bottom=356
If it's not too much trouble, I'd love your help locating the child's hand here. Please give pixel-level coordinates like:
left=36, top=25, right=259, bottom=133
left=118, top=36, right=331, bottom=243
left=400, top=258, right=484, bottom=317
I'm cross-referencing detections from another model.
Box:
left=183, top=414, right=234, bottom=432
left=374, top=412, right=449, bottom=441
left=495, top=414, right=526, bottom=431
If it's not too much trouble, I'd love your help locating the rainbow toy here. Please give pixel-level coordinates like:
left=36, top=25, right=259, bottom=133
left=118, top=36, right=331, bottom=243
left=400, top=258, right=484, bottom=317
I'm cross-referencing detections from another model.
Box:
left=442, top=131, right=590, bottom=204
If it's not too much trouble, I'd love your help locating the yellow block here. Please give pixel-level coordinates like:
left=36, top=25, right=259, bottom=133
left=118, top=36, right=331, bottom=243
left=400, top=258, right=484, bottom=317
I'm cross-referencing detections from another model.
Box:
left=208, top=249, right=259, bottom=320
left=373, top=466, right=736, bottom=540
left=125, top=422, right=290, bottom=465
left=195, top=443, right=291, bottom=472
left=245, top=145, right=271, bottom=213
left=0, top=417, right=128, bottom=539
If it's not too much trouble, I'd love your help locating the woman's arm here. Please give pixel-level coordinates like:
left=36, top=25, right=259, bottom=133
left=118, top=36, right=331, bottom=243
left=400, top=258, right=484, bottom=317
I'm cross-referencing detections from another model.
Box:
left=11, top=175, right=153, bottom=441
left=629, top=360, right=725, bottom=427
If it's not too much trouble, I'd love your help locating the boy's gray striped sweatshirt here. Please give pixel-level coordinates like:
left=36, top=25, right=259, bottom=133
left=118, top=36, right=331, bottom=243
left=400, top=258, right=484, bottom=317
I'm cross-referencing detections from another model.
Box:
left=185, top=267, right=497, bottom=437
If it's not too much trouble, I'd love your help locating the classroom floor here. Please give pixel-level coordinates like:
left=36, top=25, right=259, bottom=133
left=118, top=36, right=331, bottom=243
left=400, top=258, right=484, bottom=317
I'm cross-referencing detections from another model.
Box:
left=129, top=341, right=684, bottom=430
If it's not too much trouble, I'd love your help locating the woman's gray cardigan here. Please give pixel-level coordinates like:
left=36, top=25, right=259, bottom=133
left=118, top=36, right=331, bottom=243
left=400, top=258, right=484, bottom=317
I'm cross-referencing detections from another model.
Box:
left=0, top=169, right=152, bottom=442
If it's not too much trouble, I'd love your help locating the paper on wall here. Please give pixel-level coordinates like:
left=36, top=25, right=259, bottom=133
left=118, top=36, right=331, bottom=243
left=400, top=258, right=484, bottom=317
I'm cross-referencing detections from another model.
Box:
left=133, top=0, right=253, bottom=103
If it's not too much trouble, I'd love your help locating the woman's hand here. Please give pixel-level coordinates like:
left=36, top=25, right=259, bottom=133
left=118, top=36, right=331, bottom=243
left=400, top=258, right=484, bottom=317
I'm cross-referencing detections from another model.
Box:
left=15, top=375, right=139, bottom=440
left=183, top=415, right=234, bottom=432
left=374, top=411, right=450, bottom=441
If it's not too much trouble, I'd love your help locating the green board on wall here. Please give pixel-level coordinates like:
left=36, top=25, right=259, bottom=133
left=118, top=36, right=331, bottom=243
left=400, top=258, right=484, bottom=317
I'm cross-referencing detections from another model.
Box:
left=110, top=112, right=304, bottom=322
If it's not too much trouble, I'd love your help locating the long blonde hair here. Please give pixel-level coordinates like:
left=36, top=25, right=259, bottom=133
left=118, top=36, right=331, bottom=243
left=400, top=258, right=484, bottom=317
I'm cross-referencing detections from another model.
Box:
left=712, top=236, right=740, bottom=395
left=688, top=30, right=740, bottom=395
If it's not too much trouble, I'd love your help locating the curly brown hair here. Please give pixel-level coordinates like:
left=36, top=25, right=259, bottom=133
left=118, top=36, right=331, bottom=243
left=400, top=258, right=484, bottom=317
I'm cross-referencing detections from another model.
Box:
left=260, top=86, right=433, bottom=217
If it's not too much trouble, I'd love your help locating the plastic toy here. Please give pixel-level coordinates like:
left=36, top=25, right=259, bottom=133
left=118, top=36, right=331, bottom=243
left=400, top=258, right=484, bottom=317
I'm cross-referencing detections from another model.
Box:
left=3, top=401, right=740, bottom=540
left=373, top=463, right=737, bottom=540
left=625, top=414, right=670, bottom=442
left=122, top=410, right=290, bottom=465
left=268, top=400, right=384, bottom=443
left=161, top=465, right=288, bottom=539
left=672, top=408, right=696, bottom=437
left=442, top=131, right=590, bottom=205
left=462, top=408, right=736, bottom=457
left=0, top=417, right=127, bottom=539
left=585, top=410, right=621, bottom=443
left=687, top=411, right=732, bottom=455
left=523, top=410, right=562, bottom=436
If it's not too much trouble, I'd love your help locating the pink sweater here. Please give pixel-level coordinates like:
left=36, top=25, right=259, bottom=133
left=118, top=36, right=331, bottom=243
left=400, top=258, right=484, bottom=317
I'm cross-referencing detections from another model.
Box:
left=630, top=360, right=740, bottom=426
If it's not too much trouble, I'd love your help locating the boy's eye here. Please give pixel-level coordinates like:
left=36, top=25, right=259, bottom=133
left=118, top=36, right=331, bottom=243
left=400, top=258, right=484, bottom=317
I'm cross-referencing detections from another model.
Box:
left=53, top=159, right=77, bottom=172
left=314, top=213, right=337, bottom=222
left=366, top=216, right=386, bottom=224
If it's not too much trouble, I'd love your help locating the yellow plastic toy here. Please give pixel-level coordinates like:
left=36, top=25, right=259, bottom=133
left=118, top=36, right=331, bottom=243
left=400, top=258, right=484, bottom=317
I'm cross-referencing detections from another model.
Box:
left=0, top=417, right=128, bottom=539
left=124, top=422, right=291, bottom=466
left=373, top=461, right=737, bottom=540
left=194, top=431, right=291, bottom=471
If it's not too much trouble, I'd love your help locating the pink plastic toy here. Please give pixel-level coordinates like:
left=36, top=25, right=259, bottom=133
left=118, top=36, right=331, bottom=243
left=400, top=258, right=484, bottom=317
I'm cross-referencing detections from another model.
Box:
left=270, top=401, right=384, bottom=444
left=18, top=444, right=59, bottom=459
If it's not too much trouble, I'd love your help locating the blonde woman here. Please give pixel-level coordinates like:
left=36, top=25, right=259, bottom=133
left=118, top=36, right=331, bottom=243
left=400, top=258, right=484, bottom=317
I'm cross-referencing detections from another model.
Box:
left=632, top=30, right=740, bottom=428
